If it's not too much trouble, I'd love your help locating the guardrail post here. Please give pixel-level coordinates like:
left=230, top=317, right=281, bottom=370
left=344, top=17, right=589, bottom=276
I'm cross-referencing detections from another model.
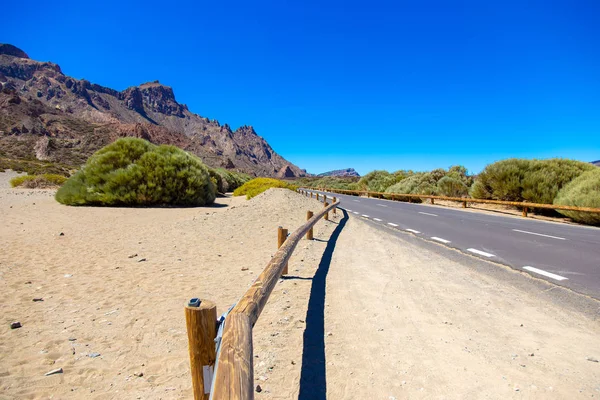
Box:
left=522, top=207, right=528, bottom=218
left=306, top=211, right=314, bottom=240
left=462, top=200, right=467, bottom=208
left=316, top=193, right=320, bottom=201
left=333, top=197, right=337, bottom=214
left=431, top=198, right=435, bottom=205
left=185, top=298, right=217, bottom=400
left=278, top=226, right=289, bottom=275
left=323, top=194, right=327, bottom=204
left=324, top=201, right=329, bottom=220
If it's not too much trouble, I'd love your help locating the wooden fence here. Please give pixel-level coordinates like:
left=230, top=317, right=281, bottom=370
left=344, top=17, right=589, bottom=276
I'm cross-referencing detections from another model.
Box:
left=185, top=196, right=339, bottom=399
left=299, top=187, right=600, bottom=218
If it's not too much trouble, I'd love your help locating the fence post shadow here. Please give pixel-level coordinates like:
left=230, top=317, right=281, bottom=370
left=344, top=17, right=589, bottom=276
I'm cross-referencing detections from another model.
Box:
left=298, top=209, right=348, bottom=400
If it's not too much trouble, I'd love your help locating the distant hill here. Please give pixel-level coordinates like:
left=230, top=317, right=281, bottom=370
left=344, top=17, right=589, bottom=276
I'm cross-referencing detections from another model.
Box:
left=318, top=168, right=360, bottom=177
left=592, top=160, right=600, bottom=166
left=0, top=44, right=306, bottom=177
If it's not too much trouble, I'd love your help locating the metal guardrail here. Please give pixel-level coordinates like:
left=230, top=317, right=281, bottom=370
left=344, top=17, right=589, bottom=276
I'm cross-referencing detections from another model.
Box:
left=185, top=196, right=339, bottom=400
left=301, top=187, right=600, bottom=218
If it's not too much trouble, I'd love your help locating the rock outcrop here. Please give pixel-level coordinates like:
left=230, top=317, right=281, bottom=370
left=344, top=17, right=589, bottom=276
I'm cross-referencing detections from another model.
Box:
left=317, top=168, right=360, bottom=177
left=0, top=44, right=306, bottom=177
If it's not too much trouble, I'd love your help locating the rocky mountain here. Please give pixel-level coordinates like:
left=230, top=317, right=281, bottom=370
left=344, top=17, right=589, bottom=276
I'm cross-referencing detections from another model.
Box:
left=317, top=168, right=360, bottom=177
left=592, top=160, right=600, bottom=167
left=0, top=44, right=307, bottom=177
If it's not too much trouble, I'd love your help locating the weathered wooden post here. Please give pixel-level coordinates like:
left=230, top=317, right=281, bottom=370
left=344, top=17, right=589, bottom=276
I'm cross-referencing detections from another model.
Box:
left=431, top=198, right=435, bottom=205
left=462, top=200, right=467, bottom=208
left=522, top=207, right=528, bottom=218
left=323, top=194, right=327, bottom=204
left=306, top=211, right=314, bottom=240
left=324, top=201, right=329, bottom=221
left=333, top=197, right=337, bottom=214
left=316, top=193, right=320, bottom=201
left=278, top=226, right=289, bottom=275
left=185, top=298, right=217, bottom=400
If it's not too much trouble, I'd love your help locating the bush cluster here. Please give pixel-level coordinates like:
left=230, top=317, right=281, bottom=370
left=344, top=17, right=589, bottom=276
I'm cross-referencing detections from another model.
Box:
left=233, top=178, right=298, bottom=199
left=554, top=168, right=600, bottom=225
left=55, top=138, right=216, bottom=206
left=295, top=175, right=360, bottom=191
left=10, top=174, right=67, bottom=188
left=209, top=168, right=251, bottom=193
left=385, top=166, right=472, bottom=198
left=470, top=158, right=594, bottom=204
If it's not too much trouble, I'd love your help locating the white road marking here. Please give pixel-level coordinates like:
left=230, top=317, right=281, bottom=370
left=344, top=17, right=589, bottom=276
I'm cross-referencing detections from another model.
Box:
left=353, top=200, right=360, bottom=202
left=373, top=218, right=382, bottom=222
left=512, top=229, right=566, bottom=241
left=467, top=248, right=495, bottom=258
left=431, top=237, right=451, bottom=244
left=353, top=211, right=359, bottom=215
left=406, top=229, right=421, bottom=234
left=523, top=266, right=568, bottom=281
left=362, top=215, right=370, bottom=218
left=418, top=212, right=438, bottom=217
left=376, top=204, right=388, bottom=207
left=346, top=209, right=352, bottom=212
left=388, top=223, right=399, bottom=227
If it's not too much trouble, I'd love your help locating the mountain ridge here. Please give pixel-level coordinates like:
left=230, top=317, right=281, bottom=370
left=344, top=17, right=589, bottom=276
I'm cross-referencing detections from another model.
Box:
left=317, top=168, right=360, bottom=177
left=0, top=44, right=307, bottom=177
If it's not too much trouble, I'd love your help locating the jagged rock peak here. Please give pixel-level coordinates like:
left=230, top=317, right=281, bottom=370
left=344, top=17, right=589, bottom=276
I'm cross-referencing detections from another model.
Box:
left=0, top=44, right=29, bottom=59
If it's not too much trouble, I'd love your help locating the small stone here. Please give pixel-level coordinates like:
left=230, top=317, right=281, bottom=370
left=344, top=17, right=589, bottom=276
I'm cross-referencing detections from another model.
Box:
left=514, top=387, right=520, bottom=392
left=587, top=357, right=599, bottom=363
left=128, top=254, right=138, bottom=258
left=529, top=353, right=534, bottom=357
left=138, top=258, right=147, bottom=262
left=68, top=338, right=77, bottom=341
left=241, top=267, right=249, bottom=271
left=45, top=368, right=63, bottom=376
left=33, top=298, right=44, bottom=302
left=327, top=332, right=333, bottom=336
left=10, top=321, right=22, bottom=329
left=88, top=352, right=101, bottom=358
left=259, top=375, right=268, bottom=381
left=256, top=384, right=262, bottom=393
left=291, top=360, right=296, bottom=365
left=134, top=372, right=144, bottom=377
left=59, top=232, right=64, bottom=236
left=64, top=274, right=72, bottom=278
left=25, top=281, right=32, bottom=284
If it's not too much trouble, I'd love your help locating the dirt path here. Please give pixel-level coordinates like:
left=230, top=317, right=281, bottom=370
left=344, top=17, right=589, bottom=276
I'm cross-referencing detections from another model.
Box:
left=319, top=212, right=600, bottom=399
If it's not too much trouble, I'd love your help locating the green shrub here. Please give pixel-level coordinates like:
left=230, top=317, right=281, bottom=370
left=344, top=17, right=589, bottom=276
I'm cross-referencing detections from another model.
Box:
left=554, top=168, right=600, bottom=225
left=295, top=175, right=361, bottom=191
left=10, top=174, right=67, bottom=188
left=471, top=158, right=594, bottom=204
left=233, top=178, right=298, bottom=199
left=437, top=176, right=468, bottom=197
left=209, top=168, right=251, bottom=193
left=357, top=170, right=407, bottom=193
left=55, top=138, right=216, bottom=206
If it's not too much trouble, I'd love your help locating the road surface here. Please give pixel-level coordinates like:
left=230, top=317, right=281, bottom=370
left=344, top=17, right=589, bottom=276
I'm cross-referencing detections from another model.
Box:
left=305, top=189, right=600, bottom=299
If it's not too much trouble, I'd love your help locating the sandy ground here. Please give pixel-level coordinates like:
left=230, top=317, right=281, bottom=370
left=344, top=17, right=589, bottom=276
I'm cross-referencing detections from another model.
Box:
left=0, top=170, right=338, bottom=399
left=1, top=170, right=599, bottom=399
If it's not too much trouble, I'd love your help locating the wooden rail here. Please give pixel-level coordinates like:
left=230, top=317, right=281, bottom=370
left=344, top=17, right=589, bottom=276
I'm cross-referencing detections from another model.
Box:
left=186, top=197, right=339, bottom=400
left=301, top=187, right=600, bottom=216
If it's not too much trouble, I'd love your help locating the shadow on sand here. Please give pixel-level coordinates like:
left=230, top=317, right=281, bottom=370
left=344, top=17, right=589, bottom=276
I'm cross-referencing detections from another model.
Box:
left=298, top=209, right=349, bottom=400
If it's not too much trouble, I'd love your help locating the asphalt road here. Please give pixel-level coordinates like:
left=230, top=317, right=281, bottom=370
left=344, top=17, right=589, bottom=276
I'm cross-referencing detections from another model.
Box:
left=305, top=189, right=600, bottom=299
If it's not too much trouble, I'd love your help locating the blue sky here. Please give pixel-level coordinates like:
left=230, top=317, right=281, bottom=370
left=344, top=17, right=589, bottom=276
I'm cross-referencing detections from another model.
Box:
left=2, top=0, right=599, bottom=175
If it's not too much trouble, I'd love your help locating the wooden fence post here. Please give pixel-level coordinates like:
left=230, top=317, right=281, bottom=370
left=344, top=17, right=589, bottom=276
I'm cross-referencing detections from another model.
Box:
left=323, top=194, right=327, bottom=204
left=462, top=200, right=467, bottom=208
left=431, top=198, right=435, bottom=205
left=522, top=207, right=528, bottom=218
left=185, top=299, right=217, bottom=400
left=278, top=227, right=289, bottom=275
left=306, top=211, right=314, bottom=240
left=333, top=197, right=337, bottom=214
left=316, top=193, right=320, bottom=201
left=323, top=202, right=329, bottom=220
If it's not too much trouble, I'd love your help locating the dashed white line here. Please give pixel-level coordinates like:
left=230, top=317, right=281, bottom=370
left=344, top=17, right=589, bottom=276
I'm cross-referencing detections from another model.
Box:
left=467, top=248, right=495, bottom=258
left=353, top=200, right=360, bottom=202
left=388, top=223, right=399, bottom=227
left=353, top=212, right=359, bottom=215
left=373, top=218, right=382, bottom=222
left=346, top=209, right=352, bottom=212
left=418, top=212, right=438, bottom=217
left=523, top=266, right=568, bottom=281
left=512, top=229, right=566, bottom=241
left=431, top=237, right=451, bottom=244
left=362, top=215, right=370, bottom=218
left=376, top=204, right=388, bottom=207
left=406, top=229, right=421, bottom=234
